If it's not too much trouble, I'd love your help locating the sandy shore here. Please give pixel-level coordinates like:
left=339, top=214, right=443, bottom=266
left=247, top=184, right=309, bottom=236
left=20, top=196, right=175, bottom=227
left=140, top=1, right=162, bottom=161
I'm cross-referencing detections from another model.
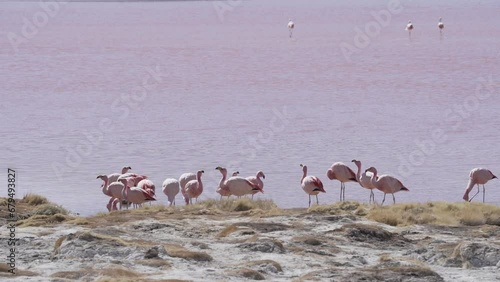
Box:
left=1, top=198, right=500, bottom=281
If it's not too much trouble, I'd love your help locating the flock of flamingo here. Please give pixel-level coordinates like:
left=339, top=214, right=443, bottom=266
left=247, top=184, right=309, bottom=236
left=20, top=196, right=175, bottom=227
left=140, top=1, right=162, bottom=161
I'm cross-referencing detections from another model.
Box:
left=96, top=160, right=497, bottom=212
left=286, top=17, right=445, bottom=39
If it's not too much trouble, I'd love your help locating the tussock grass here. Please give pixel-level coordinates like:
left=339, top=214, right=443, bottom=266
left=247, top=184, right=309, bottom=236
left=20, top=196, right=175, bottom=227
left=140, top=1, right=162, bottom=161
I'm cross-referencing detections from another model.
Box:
left=164, top=243, right=213, bottom=262
left=21, top=193, right=49, bottom=206
left=33, top=204, right=68, bottom=216
left=307, top=201, right=363, bottom=214
left=367, top=202, right=500, bottom=226
left=17, top=213, right=71, bottom=227
left=186, top=198, right=278, bottom=213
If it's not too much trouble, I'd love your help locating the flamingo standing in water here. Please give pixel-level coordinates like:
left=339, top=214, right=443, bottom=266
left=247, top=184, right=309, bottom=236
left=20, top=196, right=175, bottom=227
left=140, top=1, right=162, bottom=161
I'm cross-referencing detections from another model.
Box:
left=106, top=198, right=120, bottom=211
left=438, top=17, right=444, bottom=35
left=406, top=20, right=414, bottom=39
left=300, top=164, right=325, bottom=207
left=247, top=171, right=265, bottom=199
left=352, top=160, right=377, bottom=204
left=463, top=168, right=497, bottom=203
left=184, top=170, right=204, bottom=205
left=217, top=166, right=263, bottom=198
left=365, top=167, right=409, bottom=205
left=162, top=178, right=180, bottom=206
left=326, top=162, right=357, bottom=202
left=120, top=178, right=156, bottom=208
left=288, top=18, right=295, bottom=38
left=179, top=172, right=196, bottom=203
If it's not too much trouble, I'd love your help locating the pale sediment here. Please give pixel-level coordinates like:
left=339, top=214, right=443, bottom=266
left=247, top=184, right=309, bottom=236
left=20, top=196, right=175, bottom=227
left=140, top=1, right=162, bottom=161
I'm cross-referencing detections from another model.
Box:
left=1, top=198, right=500, bottom=281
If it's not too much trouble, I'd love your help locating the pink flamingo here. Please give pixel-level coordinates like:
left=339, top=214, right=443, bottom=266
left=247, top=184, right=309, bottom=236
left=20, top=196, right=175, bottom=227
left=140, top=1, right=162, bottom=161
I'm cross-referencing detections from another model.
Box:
left=119, top=178, right=156, bottom=209
left=137, top=179, right=156, bottom=206
left=184, top=170, right=204, bottom=205
left=97, top=175, right=127, bottom=210
left=216, top=170, right=239, bottom=199
left=179, top=172, right=196, bottom=203
left=106, top=198, right=120, bottom=211
left=287, top=18, right=295, bottom=38
left=300, top=164, right=325, bottom=207
left=162, top=178, right=180, bottom=206
left=107, top=166, right=132, bottom=184
left=246, top=171, right=266, bottom=199
left=463, top=168, right=497, bottom=202
left=365, top=167, right=409, bottom=205
left=326, top=162, right=357, bottom=202
left=217, top=167, right=263, bottom=198
left=351, top=160, right=377, bottom=204
left=118, top=172, right=148, bottom=187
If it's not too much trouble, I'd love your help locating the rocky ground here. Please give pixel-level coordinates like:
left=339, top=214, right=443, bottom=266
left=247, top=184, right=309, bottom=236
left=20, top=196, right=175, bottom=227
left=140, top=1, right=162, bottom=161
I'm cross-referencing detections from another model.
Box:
left=1, top=198, right=500, bottom=281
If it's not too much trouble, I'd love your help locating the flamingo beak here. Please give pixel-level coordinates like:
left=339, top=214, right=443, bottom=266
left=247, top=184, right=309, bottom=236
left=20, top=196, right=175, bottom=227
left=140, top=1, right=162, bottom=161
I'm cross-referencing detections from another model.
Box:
left=263, top=175, right=266, bottom=179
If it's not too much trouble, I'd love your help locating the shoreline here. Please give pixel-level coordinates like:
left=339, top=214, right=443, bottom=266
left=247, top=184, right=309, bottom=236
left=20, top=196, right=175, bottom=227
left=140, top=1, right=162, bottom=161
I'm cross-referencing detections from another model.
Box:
left=1, top=196, right=499, bottom=281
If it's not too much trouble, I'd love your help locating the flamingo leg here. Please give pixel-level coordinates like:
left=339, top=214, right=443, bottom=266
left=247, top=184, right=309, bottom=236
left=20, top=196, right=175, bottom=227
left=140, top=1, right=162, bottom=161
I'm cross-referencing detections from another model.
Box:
left=252, top=194, right=254, bottom=200
left=382, top=193, right=387, bottom=205
left=392, top=193, right=396, bottom=204
left=316, top=194, right=319, bottom=205
left=308, top=195, right=311, bottom=207
left=483, top=185, right=486, bottom=203
left=469, top=184, right=481, bottom=202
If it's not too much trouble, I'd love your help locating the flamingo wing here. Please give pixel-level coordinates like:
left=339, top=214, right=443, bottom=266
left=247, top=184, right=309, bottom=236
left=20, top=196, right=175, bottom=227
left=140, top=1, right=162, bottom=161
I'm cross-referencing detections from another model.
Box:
left=311, top=176, right=325, bottom=192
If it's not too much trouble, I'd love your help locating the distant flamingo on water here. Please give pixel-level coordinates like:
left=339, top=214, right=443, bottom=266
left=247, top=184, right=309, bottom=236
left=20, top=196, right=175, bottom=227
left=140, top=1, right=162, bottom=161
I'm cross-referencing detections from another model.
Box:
left=246, top=171, right=265, bottom=199
left=406, top=20, right=414, bottom=39
left=326, top=162, right=357, bottom=202
left=300, top=164, right=325, bottom=207
left=365, top=167, right=409, bottom=205
left=352, top=160, right=377, bottom=204
left=162, top=178, right=180, bottom=206
left=288, top=18, right=295, bottom=38
left=463, top=168, right=497, bottom=203
left=184, top=170, right=204, bottom=205
left=438, top=17, right=444, bottom=35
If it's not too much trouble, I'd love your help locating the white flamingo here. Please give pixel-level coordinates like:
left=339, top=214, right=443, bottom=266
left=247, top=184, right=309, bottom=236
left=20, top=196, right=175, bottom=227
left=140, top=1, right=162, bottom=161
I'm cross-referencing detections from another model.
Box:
left=463, top=168, right=497, bottom=203
left=288, top=18, right=295, bottom=38
left=300, top=164, right=325, bottom=207
left=162, top=178, right=180, bottom=206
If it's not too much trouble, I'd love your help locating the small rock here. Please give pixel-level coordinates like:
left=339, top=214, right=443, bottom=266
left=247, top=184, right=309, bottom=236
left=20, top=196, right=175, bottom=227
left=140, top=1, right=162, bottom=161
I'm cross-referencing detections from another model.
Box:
left=238, top=240, right=285, bottom=253
left=145, top=247, right=159, bottom=259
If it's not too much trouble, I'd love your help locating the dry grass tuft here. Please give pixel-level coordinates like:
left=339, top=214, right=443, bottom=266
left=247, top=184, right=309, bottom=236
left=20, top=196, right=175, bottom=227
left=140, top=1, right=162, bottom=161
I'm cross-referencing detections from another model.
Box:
left=367, top=202, right=500, bottom=226
left=21, top=193, right=49, bottom=206
left=307, top=201, right=364, bottom=215
left=164, top=243, right=213, bottom=262
left=217, top=224, right=239, bottom=238
left=33, top=204, right=68, bottom=216
left=17, top=213, right=72, bottom=227
left=193, top=198, right=278, bottom=212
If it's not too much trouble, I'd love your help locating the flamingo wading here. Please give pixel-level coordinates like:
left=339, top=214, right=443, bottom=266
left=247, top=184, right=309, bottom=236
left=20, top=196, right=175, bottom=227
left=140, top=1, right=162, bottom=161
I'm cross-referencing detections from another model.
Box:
left=352, top=160, right=377, bottom=204
left=288, top=18, right=295, bottom=38
left=365, top=167, right=409, bottom=205
left=326, top=162, right=357, bottom=202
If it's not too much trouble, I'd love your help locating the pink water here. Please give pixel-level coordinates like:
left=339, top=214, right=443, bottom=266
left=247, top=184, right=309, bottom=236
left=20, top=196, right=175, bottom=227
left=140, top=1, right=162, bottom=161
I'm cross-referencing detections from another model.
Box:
left=1, top=0, right=499, bottom=215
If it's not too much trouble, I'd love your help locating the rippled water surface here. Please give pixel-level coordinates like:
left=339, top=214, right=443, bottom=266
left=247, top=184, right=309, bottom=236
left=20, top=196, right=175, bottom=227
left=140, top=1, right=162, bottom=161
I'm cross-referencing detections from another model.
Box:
left=1, top=0, right=499, bottom=215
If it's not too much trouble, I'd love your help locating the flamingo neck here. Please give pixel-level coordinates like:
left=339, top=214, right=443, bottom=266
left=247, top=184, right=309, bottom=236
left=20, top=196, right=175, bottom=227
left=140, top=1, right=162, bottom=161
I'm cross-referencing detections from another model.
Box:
left=102, top=178, right=109, bottom=194
left=369, top=170, right=378, bottom=186
left=301, top=167, right=307, bottom=183
left=355, top=163, right=361, bottom=181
